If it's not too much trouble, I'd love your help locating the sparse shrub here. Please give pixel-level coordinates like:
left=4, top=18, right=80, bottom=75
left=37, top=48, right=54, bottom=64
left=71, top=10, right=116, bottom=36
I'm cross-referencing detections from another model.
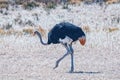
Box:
left=45, top=1, right=57, bottom=9
left=3, top=23, right=12, bottom=30
left=0, top=9, right=3, bottom=13
left=62, top=4, right=69, bottom=9
left=0, top=0, right=8, bottom=9
left=83, top=0, right=94, bottom=4
left=25, top=20, right=35, bottom=26
left=14, top=0, right=25, bottom=5
left=6, top=23, right=12, bottom=30
left=23, top=1, right=39, bottom=10
left=0, top=3, right=8, bottom=9
left=3, top=11, right=8, bottom=15
left=111, top=16, right=120, bottom=24
left=32, top=13, right=39, bottom=21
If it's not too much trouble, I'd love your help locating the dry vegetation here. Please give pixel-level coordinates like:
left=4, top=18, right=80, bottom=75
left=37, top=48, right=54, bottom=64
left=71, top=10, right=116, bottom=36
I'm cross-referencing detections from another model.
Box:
left=106, top=0, right=120, bottom=4
left=108, top=27, right=119, bottom=32
left=81, top=25, right=120, bottom=33
left=0, top=26, right=119, bottom=37
left=0, top=0, right=8, bottom=8
left=0, top=28, right=23, bottom=36
left=23, top=27, right=34, bottom=35
left=37, top=26, right=46, bottom=36
left=0, top=26, right=46, bottom=37
left=82, top=25, right=91, bottom=33
left=69, top=0, right=83, bottom=4
left=102, top=27, right=119, bottom=32
left=0, top=2, right=120, bottom=80
left=0, top=0, right=119, bottom=9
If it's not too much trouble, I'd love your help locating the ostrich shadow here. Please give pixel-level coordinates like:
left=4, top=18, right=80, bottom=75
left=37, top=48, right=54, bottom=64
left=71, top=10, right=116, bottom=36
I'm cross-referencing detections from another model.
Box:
left=68, top=71, right=102, bottom=74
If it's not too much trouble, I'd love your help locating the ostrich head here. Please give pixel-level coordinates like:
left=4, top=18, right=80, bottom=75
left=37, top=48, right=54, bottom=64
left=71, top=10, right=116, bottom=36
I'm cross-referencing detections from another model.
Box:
left=33, top=31, right=38, bottom=36
left=33, top=30, right=49, bottom=45
left=79, top=36, right=86, bottom=46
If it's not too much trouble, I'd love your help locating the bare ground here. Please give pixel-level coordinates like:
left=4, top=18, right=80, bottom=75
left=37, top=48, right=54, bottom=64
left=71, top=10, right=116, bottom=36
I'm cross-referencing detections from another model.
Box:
left=0, top=31, right=120, bottom=80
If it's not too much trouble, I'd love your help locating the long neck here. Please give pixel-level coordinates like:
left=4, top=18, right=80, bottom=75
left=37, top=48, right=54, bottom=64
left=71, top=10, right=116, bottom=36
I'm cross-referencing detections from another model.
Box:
left=35, top=31, right=49, bottom=45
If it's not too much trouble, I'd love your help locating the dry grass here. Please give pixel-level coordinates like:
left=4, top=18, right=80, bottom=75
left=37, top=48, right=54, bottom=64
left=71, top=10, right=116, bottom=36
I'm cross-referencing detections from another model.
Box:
left=0, top=28, right=5, bottom=35
left=0, top=28, right=25, bottom=36
left=103, top=27, right=119, bottom=32
left=0, top=25, right=46, bottom=37
left=0, top=28, right=23, bottom=36
left=82, top=26, right=119, bottom=33
left=108, top=27, right=119, bottom=32
left=22, top=26, right=46, bottom=36
left=82, top=25, right=91, bottom=33
left=23, top=27, right=34, bottom=35
left=37, top=26, right=46, bottom=36
left=5, top=29, right=14, bottom=35
left=106, top=0, right=119, bottom=4
left=69, top=0, right=82, bottom=4
left=0, top=26, right=119, bottom=36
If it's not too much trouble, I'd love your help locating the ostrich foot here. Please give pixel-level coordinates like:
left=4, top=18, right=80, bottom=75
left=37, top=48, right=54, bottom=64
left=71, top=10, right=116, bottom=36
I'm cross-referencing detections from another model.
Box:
left=69, top=70, right=74, bottom=73
left=68, top=68, right=74, bottom=73
left=53, top=63, right=58, bottom=69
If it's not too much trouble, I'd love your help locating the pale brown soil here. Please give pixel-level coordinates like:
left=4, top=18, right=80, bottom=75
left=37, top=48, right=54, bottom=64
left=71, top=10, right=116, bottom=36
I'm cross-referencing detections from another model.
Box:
left=0, top=32, right=120, bottom=80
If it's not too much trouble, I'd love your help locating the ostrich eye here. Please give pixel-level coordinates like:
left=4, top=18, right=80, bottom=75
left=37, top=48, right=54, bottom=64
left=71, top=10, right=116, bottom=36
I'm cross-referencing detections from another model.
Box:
left=34, top=31, right=37, bottom=34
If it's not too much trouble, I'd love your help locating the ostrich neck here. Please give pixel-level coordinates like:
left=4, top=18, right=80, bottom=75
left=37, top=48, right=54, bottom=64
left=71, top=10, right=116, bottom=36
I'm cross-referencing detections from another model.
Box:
left=36, top=31, right=48, bottom=45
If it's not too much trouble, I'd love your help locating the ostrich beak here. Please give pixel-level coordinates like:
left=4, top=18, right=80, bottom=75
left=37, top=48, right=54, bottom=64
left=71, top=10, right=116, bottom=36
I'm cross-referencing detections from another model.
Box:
left=79, top=36, right=86, bottom=46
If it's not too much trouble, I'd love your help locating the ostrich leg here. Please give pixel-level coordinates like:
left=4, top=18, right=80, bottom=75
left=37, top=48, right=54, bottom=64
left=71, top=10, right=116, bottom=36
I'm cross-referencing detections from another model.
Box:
left=53, top=43, right=74, bottom=73
left=53, top=43, right=69, bottom=69
left=69, top=44, right=74, bottom=73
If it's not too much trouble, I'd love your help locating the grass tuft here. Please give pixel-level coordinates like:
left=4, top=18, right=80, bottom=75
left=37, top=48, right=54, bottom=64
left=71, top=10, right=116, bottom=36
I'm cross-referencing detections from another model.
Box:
left=82, top=26, right=91, bottom=33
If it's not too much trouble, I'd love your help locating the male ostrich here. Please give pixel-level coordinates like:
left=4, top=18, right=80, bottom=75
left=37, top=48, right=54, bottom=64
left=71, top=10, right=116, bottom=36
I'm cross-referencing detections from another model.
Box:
left=34, top=22, right=86, bottom=73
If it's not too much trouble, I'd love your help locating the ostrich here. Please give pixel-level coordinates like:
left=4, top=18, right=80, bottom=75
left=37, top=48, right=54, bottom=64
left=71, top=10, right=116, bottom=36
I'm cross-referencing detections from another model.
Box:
left=34, top=22, right=86, bottom=73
